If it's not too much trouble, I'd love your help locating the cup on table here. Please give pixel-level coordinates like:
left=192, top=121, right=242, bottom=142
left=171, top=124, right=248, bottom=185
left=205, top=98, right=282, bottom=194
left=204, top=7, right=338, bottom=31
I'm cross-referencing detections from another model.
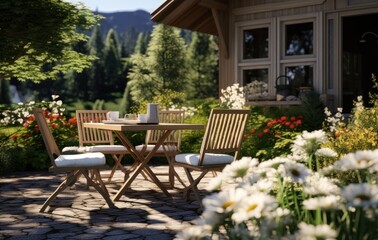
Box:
left=124, top=113, right=137, bottom=120
left=107, top=111, right=120, bottom=120
left=138, top=114, right=148, bottom=123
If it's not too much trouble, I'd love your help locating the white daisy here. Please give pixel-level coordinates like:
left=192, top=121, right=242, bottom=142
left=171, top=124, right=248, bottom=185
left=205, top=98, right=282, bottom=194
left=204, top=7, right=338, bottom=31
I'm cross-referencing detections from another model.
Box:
left=334, top=150, right=378, bottom=171
left=232, top=192, right=278, bottom=224
left=242, top=178, right=276, bottom=195
left=175, top=225, right=211, bottom=240
left=303, top=195, right=343, bottom=210
left=244, top=167, right=278, bottom=186
left=222, top=157, right=259, bottom=180
left=341, top=183, right=378, bottom=207
left=202, top=188, right=247, bottom=214
left=206, top=175, right=223, bottom=191
left=291, top=130, right=328, bottom=156
left=304, top=172, right=340, bottom=196
left=315, top=148, right=338, bottom=157
left=278, top=162, right=310, bottom=183
left=295, top=222, right=337, bottom=240
left=259, top=156, right=295, bottom=169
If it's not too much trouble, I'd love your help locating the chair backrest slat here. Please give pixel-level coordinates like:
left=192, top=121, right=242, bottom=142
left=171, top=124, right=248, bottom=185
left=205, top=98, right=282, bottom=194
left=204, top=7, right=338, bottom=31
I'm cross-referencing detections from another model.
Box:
left=145, top=110, right=185, bottom=147
left=76, top=110, right=114, bottom=146
left=199, top=109, right=250, bottom=165
left=33, top=108, right=60, bottom=167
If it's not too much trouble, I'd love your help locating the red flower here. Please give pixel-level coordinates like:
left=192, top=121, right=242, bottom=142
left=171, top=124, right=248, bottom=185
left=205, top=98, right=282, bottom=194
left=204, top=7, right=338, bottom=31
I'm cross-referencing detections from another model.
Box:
left=280, top=116, right=287, bottom=121
left=23, top=122, right=30, bottom=128
left=51, top=123, right=58, bottom=128
left=250, top=129, right=256, bottom=134
left=289, top=124, right=295, bottom=129
left=257, top=132, right=263, bottom=138
left=68, top=117, right=77, bottom=124
left=243, top=134, right=248, bottom=140
left=285, top=121, right=291, bottom=126
left=290, top=116, right=296, bottom=121
left=295, top=119, right=302, bottom=125
left=263, top=129, right=270, bottom=134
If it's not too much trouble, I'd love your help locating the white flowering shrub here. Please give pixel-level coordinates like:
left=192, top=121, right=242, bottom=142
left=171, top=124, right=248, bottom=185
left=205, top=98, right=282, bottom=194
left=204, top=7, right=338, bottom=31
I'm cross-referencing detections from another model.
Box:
left=244, top=80, right=268, bottom=99
left=176, top=130, right=378, bottom=240
left=220, top=83, right=246, bottom=109
left=0, top=95, right=65, bottom=126
left=0, top=95, right=77, bottom=171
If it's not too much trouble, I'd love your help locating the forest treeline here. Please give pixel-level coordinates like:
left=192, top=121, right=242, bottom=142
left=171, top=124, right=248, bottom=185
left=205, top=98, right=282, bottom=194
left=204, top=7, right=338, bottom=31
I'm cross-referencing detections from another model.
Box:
left=1, top=18, right=219, bottom=113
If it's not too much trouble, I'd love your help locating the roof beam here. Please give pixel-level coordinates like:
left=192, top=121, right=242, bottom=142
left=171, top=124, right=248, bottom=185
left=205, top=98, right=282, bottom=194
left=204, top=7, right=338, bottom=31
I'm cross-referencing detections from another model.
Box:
left=211, top=8, right=229, bottom=58
left=199, top=0, right=228, bottom=11
left=153, top=0, right=200, bottom=25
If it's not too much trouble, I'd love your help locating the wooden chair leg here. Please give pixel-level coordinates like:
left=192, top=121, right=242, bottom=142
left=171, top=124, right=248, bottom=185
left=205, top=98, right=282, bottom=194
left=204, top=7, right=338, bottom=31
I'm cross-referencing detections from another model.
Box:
left=81, top=169, right=115, bottom=209
left=40, top=171, right=81, bottom=212
left=108, top=154, right=127, bottom=182
left=183, top=168, right=208, bottom=206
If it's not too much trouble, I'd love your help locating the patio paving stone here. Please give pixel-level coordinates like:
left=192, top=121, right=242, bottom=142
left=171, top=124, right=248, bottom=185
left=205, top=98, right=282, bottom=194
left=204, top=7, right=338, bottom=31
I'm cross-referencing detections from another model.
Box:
left=0, top=166, right=213, bottom=239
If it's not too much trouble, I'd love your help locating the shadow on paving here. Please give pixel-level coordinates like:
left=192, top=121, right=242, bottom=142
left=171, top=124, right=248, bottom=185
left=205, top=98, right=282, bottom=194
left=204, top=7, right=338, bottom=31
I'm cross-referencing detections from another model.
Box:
left=0, top=168, right=209, bottom=239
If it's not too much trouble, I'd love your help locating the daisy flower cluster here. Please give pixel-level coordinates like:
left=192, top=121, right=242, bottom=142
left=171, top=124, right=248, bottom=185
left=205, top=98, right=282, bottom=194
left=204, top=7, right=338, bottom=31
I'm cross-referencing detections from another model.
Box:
left=220, top=83, right=246, bottom=109
left=176, top=130, right=378, bottom=240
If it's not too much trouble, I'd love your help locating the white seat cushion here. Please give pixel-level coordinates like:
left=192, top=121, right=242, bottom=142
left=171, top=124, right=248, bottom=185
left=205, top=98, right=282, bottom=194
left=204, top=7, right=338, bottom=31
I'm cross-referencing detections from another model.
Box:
left=55, top=152, right=106, bottom=167
left=175, top=153, right=234, bottom=166
left=61, top=146, right=86, bottom=154
left=85, top=145, right=127, bottom=152
left=135, top=144, right=178, bottom=153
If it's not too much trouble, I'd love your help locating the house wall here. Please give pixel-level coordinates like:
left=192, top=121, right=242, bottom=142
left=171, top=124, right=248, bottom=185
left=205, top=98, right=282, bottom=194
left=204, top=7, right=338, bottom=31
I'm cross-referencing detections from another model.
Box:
left=219, top=0, right=378, bottom=110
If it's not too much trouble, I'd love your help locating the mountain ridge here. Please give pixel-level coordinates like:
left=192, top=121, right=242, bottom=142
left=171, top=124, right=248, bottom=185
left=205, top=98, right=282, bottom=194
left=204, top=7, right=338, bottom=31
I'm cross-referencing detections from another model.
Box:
left=96, top=10, right=155, bottom=36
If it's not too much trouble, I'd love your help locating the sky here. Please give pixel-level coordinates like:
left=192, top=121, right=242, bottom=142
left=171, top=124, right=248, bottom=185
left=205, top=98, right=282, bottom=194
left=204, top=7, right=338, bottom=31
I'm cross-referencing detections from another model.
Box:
left=65, top=0, right=166, bottom=13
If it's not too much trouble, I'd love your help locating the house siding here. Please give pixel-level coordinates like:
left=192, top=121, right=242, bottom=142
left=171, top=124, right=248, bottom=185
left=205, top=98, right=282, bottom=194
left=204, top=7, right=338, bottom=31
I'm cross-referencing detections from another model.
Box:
left=218, top=0, right=378, bottom=111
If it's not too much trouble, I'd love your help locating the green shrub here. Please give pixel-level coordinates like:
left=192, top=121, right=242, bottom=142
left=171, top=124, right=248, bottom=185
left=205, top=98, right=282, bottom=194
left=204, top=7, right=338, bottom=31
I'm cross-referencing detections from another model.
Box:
left=241, top=109, right=304, bottom=160
left=0, top=96, right=78, bottom=172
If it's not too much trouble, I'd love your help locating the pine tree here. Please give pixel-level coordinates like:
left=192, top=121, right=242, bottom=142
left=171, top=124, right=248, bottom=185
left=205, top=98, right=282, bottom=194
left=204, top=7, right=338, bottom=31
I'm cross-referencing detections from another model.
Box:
left=128, top=24, right=187, bottom=102
left=134, top=32, right=150, bottom=55
left=147, top=24, right=187, bottom=91
left=121, top=27, right=138, bottom=57
left=87, top=25, right=106, bottom=101
left=187, top=33, right=219, bottom=99
left=104, top=29, right=123, bottom=92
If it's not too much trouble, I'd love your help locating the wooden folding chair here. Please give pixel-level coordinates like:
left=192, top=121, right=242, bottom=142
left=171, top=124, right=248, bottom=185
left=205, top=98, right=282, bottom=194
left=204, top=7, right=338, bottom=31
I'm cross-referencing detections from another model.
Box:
left=76, top=110, right=130, bottom=182
left=172, top=109, right=250, bottom=205
left=135, top=110, right=185, bottom=187
left=33, top=108, right=115, bottom=212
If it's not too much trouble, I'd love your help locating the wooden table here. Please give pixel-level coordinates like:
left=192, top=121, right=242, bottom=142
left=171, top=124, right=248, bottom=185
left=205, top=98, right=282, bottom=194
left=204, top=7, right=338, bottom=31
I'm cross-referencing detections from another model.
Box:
left=83, top=122, right=204, bottom=201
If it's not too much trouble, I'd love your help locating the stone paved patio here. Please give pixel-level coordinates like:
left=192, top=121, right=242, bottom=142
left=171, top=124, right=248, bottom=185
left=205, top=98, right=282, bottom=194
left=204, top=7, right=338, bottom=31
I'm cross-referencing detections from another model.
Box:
left=0, top=166, right=212, bottom=240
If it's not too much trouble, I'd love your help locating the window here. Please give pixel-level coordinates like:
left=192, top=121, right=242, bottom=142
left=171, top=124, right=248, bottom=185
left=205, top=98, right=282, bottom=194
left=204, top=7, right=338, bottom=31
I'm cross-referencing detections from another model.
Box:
left=243, top=28, right=269, bottom=59
left=285, top=22, right=313, bottom=56
left=285, top=65, right=314, bottom=86
left=236, top=14, right=319, bottom=101
left=243, top=68, right=269, bottom=85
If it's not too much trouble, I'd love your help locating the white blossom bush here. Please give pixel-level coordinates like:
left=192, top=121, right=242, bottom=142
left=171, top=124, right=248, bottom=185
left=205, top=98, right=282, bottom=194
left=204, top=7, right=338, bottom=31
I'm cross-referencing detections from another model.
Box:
left=0, top=95, right=65, bottom=126
left=220, top=83, right=246, bottom=109
left=176, top=130, right=378, bottom=240
left=244, top=80, right=268, bottom=100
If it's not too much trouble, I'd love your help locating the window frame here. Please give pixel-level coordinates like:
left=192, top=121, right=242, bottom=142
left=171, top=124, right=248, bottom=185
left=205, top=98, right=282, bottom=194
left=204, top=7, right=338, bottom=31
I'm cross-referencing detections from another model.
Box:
left=235, top=13, right=321, bottom=101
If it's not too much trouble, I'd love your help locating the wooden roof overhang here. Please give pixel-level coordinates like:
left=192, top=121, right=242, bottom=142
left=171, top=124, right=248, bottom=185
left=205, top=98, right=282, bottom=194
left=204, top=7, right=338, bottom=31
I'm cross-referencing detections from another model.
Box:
left=151, top=0, right=230, bottom=57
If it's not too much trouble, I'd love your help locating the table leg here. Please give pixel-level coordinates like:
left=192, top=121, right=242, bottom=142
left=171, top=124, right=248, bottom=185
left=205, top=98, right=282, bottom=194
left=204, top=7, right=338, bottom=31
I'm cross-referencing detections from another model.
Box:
left=113, top=130, right=173, bottom=201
